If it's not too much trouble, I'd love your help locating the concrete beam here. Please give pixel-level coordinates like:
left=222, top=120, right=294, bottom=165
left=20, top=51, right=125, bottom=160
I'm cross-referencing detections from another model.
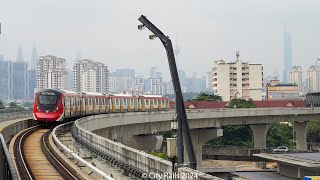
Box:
left=250, top=124, right=270, bottom=148
left=184, top=128, right=223, bottom=168
left=117, top=135, right=163, bottom=151
left=294, top=121, right=309, bottom=151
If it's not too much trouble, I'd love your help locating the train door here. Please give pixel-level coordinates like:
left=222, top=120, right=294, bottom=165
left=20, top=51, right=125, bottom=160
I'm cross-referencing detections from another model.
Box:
left=154, top=99, right=159, bottom=111
left=105, top=98, right=109, bottom=113
left=111, top=98, right=116, bottom=112
left=141, top=98, right=146, bottom=111
left=120, top=98, right=124, bottom=112
left=134, top=98, right=138, bottom=111
left=150, top=99, right=154, bottom=111
left=145, top=99, right=150, bottom=111
left=123, top=98, right=128, bottom=112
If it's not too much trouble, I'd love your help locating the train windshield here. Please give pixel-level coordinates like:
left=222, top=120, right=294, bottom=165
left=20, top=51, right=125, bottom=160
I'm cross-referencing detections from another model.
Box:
left=38, top=92, right=58, bottom=105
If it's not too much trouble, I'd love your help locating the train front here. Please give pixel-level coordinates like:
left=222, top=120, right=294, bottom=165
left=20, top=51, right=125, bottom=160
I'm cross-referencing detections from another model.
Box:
left=33, top=89, right=64, bottom=123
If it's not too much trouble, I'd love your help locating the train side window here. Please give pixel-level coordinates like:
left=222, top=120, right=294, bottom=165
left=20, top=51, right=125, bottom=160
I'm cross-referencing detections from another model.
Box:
left=116, top=99, right=119, bottom=105
left=124, top=99, right=127, bottom=105
left=154, top=99, right=158, bottom=106
left=146, top=99, right=149, bottom=105
left=130, top=99, right=134, bottom=105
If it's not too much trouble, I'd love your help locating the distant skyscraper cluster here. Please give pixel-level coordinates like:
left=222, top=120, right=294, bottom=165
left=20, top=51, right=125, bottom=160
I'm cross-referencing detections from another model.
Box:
left=37, top=55, right=68, bottom=90
left=73, top=59, right=109, bottom=93
left=0, top=45, right=37, bottom=100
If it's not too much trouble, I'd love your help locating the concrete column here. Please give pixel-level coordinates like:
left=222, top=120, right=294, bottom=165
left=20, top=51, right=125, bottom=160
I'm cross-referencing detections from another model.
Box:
left=183, top=128, right=223, bottom=168
left=117, top=135, right=163, bottom=151
left=294, top=121, right=309, bottom=151
left=250, top=124, right=270, bottom=148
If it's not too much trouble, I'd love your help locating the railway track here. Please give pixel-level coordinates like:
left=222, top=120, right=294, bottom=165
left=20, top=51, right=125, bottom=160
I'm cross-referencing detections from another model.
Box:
left=14, top=126, right=77, bottom=180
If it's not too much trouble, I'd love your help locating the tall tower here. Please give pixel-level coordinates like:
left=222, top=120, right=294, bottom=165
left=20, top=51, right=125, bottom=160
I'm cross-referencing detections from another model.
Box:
left=16, top=44, right=24, bottom=62
left=283, top=26, right=292, bottom=83
left=30, top=42, right=38, bottom=70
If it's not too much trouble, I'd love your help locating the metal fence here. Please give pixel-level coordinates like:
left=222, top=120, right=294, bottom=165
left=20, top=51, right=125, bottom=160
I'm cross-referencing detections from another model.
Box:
left=0, top=133, right=18, bottom=180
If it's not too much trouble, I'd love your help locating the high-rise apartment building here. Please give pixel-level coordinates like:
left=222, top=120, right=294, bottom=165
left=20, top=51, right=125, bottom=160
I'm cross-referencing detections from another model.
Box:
left=307, top=65, right=320, bottom=92
left=73, top=59, right=109, bottom=93
left=289, top=66, right=303, bottom=92
left=283, top=28, right=292, bottom=83
left=213, top=59, right=263, bottom=101
left=37, top=55, right=68, bottom=90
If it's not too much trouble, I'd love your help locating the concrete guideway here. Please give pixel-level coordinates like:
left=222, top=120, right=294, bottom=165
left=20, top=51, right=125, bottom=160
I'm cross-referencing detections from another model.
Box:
left=74, top=114, right=221, bottom=179
left=88, top=108, right=318, bottom=168
left=255, top=153, right=320, bottom=179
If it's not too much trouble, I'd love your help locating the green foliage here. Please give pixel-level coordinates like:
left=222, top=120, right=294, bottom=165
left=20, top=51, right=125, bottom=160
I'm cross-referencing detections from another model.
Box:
left=307, top=121, right=320, bottom=143
left=190, top=92, right=222, bottom=102
left=9, top=102, right=19, bottom=108
left=0, top=100, right=5, bottom=109
left=149, top=151, right=167, bottom=159
left=164, top=92, right=198, bottom=101
left=228, top=98, right=256, bottom=108
left=23, top=102, right=34, bottom=109
left=267, top=123, right=293, bottom=148
left=208, top=125, right=253, bottom=147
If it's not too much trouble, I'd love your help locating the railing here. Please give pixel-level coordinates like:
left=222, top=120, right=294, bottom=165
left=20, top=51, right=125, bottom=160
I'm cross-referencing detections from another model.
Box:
left=0, top=133, right=18, bottom=180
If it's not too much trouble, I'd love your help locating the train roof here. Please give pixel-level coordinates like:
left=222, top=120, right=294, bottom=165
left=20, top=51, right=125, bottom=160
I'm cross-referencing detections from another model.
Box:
left=109, top=93, right=134, bottom=97
left=81, top=92, right=106, bottom=96
left=140, top=95, right=164, bottom=98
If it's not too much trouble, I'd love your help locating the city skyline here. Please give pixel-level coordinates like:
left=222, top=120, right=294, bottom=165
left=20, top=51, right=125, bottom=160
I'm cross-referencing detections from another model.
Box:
left=1, top=0, right=320, bottom=80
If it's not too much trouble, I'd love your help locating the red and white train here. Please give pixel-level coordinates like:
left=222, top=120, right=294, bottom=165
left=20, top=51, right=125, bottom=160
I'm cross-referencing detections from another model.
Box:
left=33, top=89, right=169, bottom=123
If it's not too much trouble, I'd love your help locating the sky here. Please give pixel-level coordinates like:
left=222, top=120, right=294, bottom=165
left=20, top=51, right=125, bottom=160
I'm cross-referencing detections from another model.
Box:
left=0, top=0, right=320, bottom=80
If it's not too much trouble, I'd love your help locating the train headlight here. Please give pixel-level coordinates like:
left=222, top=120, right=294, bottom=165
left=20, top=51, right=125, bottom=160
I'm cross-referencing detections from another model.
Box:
left=36, top=106, right=40, bottom=112
left=54, top=106, right=59, bottom=112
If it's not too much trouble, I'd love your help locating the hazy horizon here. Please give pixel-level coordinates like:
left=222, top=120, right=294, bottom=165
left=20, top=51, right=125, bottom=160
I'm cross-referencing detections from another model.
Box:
left=1, top=0, right=320, bottom=80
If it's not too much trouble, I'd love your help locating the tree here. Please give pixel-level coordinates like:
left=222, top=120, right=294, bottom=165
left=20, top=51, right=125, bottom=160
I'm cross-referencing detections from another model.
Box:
left=190, top=92, right=222, bottom=102
left=267, top=123, right=293, bottom=148
left=9, top=102, right=19, bottom=108
left=307, top=121, right=320, bottom=143
left=228, top=98, right=256, bottom=108
left=0, top=100, right=5, bottom=109
left=23, top=102, right=34, bottom=109
left=208, top=98, right=255, bottom=147
left=208, top=125, right=253, bottom=147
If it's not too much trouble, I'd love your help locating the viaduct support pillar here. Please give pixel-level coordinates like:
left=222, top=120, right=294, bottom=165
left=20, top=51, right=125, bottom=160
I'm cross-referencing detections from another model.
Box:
left=250, top=124, right=270, bottom=148
left=250, top=124, right=270, bottom=169
left=294, top=121, right=309, bottom=151
left=184, top=128, right=223, bottom=168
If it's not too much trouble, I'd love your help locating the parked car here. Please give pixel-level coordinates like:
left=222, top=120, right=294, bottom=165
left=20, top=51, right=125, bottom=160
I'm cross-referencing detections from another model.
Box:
left=272, top=146, right=289, bottom=153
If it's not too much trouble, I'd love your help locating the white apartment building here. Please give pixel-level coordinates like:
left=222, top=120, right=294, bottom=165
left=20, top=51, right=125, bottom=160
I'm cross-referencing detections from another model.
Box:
left=213, top=59, right=263, bottom=101
left=289, top=66, right=303, bottom=92
left=307, top=65, right=320, bottom=92
left=73, top=59, right=109, bottom=93
left=37, top=55, right=68, bottom=90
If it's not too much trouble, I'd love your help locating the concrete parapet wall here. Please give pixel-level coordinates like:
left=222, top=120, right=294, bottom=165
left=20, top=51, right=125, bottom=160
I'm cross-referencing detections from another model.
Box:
left=0, top=109, right=32, bottom=123
left=178, top=167, right=223, bottom=180
left=0, top=118, right=36, bottom=143
left=74, top=115, right=173, bottom=176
